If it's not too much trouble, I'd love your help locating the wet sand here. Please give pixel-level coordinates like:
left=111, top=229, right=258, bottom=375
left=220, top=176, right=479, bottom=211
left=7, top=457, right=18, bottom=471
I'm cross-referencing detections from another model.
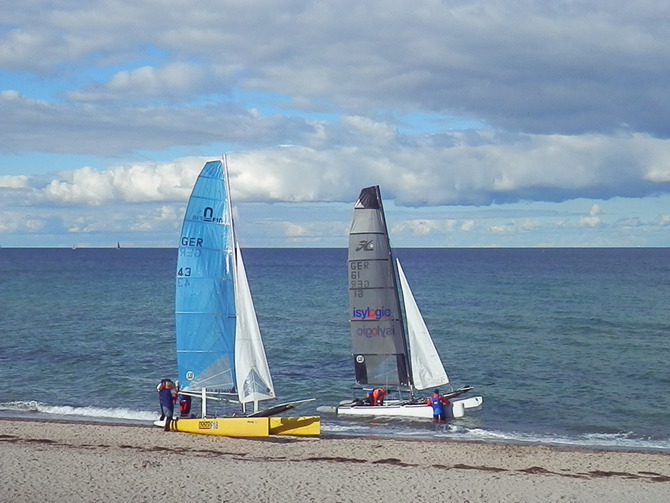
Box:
left=1, top=418, right=668, bottom=502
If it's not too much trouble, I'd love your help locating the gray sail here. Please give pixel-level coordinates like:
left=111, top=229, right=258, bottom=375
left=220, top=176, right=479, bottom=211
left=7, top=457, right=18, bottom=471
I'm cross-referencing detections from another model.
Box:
left=348, top=186, right=411, bottom=387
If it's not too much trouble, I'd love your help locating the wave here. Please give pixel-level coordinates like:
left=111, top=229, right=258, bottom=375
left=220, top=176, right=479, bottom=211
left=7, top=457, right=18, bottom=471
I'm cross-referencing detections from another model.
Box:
left=435, top=427, right=670, bottom=453
left=322, top=418, right=670, bottom=452
left=0, top=401, right=158, bottom=423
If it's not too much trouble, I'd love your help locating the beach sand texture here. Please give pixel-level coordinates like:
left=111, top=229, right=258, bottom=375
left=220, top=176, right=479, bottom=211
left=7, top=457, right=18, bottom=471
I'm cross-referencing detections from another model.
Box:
left=1, top=419, right=668, bottom=503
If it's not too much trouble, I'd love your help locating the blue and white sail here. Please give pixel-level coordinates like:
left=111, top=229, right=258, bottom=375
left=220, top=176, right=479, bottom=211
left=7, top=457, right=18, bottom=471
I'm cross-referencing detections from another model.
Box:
left=175, top=159, right=274, bottom=411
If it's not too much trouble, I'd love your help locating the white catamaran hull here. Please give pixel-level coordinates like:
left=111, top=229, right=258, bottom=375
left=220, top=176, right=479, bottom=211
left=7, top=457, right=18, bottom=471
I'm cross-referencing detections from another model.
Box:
left=336, top=396, right=483, bottom=419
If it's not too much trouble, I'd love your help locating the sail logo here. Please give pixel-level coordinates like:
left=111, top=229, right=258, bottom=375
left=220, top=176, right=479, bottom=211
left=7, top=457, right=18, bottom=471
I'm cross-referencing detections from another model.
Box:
left=192, top=206, right=223, bottom=224
left=356, top=325, right=395, bottom=338
left=356, top=240, right=374, bottom=251
left=352, top=307, right=392, bottom=320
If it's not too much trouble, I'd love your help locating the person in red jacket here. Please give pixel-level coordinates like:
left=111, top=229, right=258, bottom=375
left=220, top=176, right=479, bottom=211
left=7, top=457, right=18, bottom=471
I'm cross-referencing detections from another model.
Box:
left=366, top=388, right=388, bottom=405
left=427, top=389, right=450, bottom=424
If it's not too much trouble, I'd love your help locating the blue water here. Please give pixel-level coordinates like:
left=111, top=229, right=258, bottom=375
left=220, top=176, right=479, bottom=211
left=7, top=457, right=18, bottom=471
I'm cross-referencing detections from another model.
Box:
left=1, top=247, right=669, bottom=452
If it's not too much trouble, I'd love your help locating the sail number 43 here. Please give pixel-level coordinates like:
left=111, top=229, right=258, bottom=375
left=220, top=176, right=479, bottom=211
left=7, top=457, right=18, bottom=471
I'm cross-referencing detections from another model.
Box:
left=178, top=267, right=192, bottom=277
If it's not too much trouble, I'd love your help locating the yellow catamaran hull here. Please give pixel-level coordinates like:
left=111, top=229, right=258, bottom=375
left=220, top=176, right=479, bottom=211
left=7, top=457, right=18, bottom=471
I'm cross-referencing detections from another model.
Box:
left=162, top=416, right=320, bottom=437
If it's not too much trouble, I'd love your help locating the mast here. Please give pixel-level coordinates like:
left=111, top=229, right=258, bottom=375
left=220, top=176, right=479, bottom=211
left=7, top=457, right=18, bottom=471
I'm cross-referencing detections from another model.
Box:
left=375, top=187, right=414, bottom=387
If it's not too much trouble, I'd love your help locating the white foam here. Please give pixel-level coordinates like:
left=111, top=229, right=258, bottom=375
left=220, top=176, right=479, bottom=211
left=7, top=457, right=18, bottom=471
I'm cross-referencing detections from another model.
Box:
left=0, top=401, right=158, bottom=422
left=435, top=427, right=670, bottom=452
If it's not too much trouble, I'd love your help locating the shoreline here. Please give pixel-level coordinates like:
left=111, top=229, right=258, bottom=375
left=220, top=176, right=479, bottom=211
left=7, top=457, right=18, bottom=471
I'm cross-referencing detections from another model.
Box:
left=2, top=413, right=668, bottom=455
left=2, top=418, right=669, bottom=502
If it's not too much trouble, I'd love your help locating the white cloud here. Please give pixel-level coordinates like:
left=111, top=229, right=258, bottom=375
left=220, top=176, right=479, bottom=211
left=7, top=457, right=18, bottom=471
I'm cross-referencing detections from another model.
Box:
left=521, top=219, right=541, bottom=231
left=490, top=223, right=516, bottom=234
left=281, top=222, right=308, bottom=237
left=0, top=212, right=45, bottom=233
left=4, top=1, right=670, bottom=247
left=41, top=159, right=202, bottom=205
left=578, top=204, right=603, bottom=227
left=7, top=127, right=670, bottom=212
left=67, top=62, right=211, bottom=103
left=393, top=219, right=441, bottom=236
left=130, top=205, right=182, bottom=232
left=461, top=220, right=475, bottom=232
left=0, top=175, right=29, bottom=188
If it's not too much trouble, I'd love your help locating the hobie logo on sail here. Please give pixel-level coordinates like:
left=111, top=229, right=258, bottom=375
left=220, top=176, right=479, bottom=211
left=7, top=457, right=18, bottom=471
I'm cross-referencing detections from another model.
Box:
left=352, top=307, right=392, bottom=320
left=356, top=240, right=374, bottom=251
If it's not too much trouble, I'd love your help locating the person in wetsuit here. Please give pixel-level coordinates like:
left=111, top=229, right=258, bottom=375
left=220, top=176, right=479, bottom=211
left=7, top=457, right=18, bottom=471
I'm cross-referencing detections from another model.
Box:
left=427, top=389, right=450, bottom=424
left=158, top=379, right=176, bottom=431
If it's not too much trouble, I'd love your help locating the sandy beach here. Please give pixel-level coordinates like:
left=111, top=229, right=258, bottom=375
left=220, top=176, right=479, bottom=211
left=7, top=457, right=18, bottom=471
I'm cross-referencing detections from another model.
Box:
left=1, top=419, right=668, bottom=503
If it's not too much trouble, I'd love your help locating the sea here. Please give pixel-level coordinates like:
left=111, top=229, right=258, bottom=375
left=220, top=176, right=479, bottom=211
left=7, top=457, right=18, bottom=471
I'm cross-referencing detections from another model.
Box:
left=1, top=247, right=669, bottom=453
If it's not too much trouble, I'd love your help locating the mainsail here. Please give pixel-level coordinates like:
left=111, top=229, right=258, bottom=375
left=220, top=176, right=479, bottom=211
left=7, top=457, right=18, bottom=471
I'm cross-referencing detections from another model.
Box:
left=348, top=185, right=449, bottom=391
left=175, top=159, right=274, bottom=410
left=348, top=186, right=410, bottom=387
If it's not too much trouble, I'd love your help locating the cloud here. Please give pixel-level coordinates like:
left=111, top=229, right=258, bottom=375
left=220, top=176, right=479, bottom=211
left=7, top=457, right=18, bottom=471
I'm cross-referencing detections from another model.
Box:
left=490, top=223, right=516, bottom=234
left=3, top=1, right=670, bottom=134
left=66, top=62, right=213, bottom=103
left=41, top=159, right=202, bottom=205
left=0, top=91, right=316, bottom=156
left=578, top=204, right=603, bottom=227
left=0, top=175, right=30, bottom=188
left=3, top=125, right=670, bottom=210
left=3, top=2, right=670, bottom=208
left=392, top=219, right=441, bottom=236
left=3, top=1, right=670, bottom=247
left=0, top=211, right=45, bottom=233
left=281, top=222, right=308, bottom=237
left=461, top=220, right=475, bottom=232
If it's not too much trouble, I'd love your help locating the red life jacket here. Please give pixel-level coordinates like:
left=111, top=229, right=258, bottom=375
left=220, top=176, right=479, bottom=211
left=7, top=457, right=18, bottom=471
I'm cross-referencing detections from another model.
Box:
left=371, top=388, right=387, bottom=405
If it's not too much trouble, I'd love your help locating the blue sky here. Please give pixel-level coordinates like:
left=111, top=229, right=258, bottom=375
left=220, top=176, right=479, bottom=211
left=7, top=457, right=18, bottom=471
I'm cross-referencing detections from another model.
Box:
left=2, top=1, right=670, bottom=248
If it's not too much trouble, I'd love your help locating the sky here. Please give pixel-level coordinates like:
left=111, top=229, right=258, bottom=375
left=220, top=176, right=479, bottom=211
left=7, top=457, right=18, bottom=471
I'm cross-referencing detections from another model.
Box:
left=2, top=0, right=670, bottom=248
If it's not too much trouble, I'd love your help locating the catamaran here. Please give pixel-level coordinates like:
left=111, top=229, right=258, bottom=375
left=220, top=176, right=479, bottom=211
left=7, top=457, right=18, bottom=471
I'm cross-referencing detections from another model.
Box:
left=336, top=186, right=482, bottom=420
left=158, top=158, right=319, bottom=437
